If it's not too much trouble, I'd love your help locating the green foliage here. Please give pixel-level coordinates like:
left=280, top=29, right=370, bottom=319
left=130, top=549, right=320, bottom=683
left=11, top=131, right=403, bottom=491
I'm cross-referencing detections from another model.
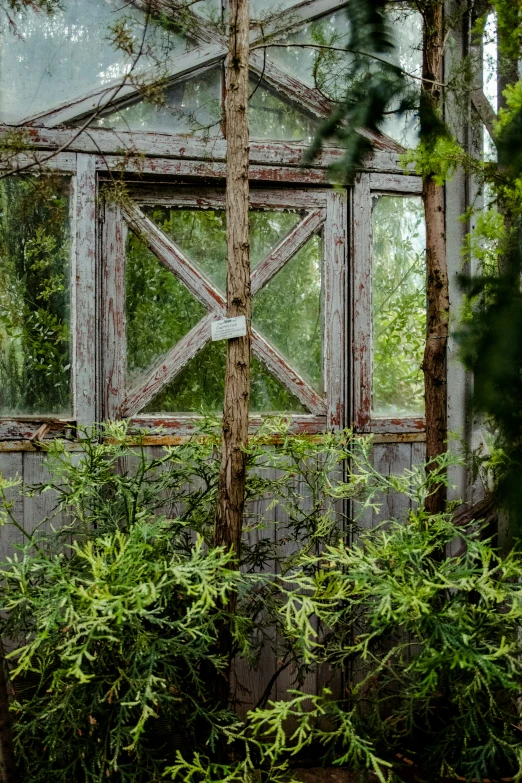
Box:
left=0, top=420, right=383, bottom=782
left=0, top=175, right=71, bottom=415
left=372, top=195, right=425, bottom=416
left=1, top=424, right=521, bottom=781
left=1, top=0, right=62, bottom=16
left=305, top=0, right=418, bottom=179
left=401, top=135, right=465, bottom=187
left=281, top=480, right=522, bottom=781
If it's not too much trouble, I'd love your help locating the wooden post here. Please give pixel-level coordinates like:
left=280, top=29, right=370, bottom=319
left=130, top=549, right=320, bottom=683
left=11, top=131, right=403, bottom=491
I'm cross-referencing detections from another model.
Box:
left=215, top=0, right=251, bottom=558
left=421, top=0, right=449, bottom=514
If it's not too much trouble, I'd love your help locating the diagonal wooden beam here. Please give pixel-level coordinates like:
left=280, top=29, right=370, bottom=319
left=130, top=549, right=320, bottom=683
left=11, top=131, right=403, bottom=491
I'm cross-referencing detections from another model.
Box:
left=249, top=50, right=331, bottom=117
left=122, top=312, right=217, bottom=416
left=252, top=328, right=327, bottom=415
left=471, top=88, right=497, bottom=143
left=251, top=208, right=325, bottom=294
left=131, top=0, right=223, bottom=45
left=122, top=203, right=227, bottom=313
left=249, top=52, right=405, bottom=153
left=20, top=44, right=225, bottom=128
left=250, top=0, right=348, bottom=41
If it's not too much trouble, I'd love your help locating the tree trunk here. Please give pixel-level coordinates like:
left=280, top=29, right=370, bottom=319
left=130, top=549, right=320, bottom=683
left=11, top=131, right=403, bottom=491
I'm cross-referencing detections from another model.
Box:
left=421, top=0, right=449, bottom=514
left=216, top=0, right=250, bottom=563
left=0, top=643, right=18, bottom=783
left=212, top=0, right=250, bottom=707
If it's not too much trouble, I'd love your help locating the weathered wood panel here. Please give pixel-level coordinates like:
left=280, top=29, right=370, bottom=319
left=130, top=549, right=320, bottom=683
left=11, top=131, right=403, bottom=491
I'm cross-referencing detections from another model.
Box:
left=324, top=190, right=348, bottom=429
left=3, top=128, right=412, bottom=176
left=0, top=454, right=24, bottom=562
left=73, top=154, right=97, bottom=427
left=102, top=203, right=127, bottom=421
left=22, top=452, right=62, bottom=539
left=351, top=173, right=372, bottom=432
left=357, top=440, right=426, bottom=531
left=368, top=173, right=423, bottom=194
left=130, top=187, right=328, bottom=210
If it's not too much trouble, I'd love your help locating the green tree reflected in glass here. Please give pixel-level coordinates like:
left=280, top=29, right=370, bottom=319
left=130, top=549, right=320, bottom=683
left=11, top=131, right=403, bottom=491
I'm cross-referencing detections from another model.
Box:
left=253, top=234, right=323, bottom=391
left=250, top=211, right=300, bottom=265
left=141, top=340, right=305, bottom=414
left=372, top=195, right=426, bottom=417
left=248, top=80, right=319, bottom=143
left=0, top=176, right=71, bottom=416
left=91, top=69, right=222, bottom=135
left=127, top=206, right=319, bottom=414
left=125, top=231, right=207, bottom=387
left=143, top=206, right=300, bottom=292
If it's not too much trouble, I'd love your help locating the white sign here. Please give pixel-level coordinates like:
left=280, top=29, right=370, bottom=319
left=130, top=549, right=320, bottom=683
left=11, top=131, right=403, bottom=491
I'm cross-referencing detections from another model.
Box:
left=211, top=316, right=247, bottom=342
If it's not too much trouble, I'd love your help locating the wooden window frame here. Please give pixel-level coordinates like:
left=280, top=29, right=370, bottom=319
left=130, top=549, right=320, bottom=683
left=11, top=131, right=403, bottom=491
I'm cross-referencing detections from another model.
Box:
left=351, top=172, right=425, bottom=435
left=15, top=0, right=402, bottom=161
left=0, top=0, right=423, bottom=443
left=101, top=185, right=347, bottom=435
left=0, top=154, right=96, bottom=444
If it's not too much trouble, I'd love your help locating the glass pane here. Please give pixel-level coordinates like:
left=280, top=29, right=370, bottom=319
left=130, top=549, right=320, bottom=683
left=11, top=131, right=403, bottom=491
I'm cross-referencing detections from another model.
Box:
left=141, top=341, right=305, bottom=414
left=125, top=230, right=207, bottom=387
left=251, top=0, right=303, bottom=21
left=268, top=6, right=422, bottom=148
left=250, top=211, right=301, bottom=266
left=380, top=6, right=422, bottom=148
left=144, top=206, right=227, bottom=291
left=91, top=68, right=222, bottom=135
left=0, top=0, right=195, bottom=123
left=372, top=196, right=426, bottom=417
left=268, top=11, right=350, bottom=100
left=143, top=207, right=301, bottom=290
left=253, top=235, right=322, bottom=391
left=249, top=80, right=319, bottom=142
left=0, top=177, right=71, bottom=416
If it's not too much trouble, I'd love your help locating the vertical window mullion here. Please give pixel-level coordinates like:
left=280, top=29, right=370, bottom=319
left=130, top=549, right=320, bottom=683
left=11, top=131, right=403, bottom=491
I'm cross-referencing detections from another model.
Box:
left=101, top=201, right=127, bottom=422
left=324, top=188, right=348, bottom=430
left=72, top=154, right=97, bottom=428
left=351, top=172, right=373, bottom=431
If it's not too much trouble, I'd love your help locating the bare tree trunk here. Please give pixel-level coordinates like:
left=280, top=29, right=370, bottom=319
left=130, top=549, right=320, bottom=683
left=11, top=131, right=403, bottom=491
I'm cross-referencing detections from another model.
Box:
left=216, top=0, right=250, bottom=562
left=421, top=0, right=449, bottom=514
left=0, top=644, right=18, bottom=783
left=212, top=0, right=250, bottom=708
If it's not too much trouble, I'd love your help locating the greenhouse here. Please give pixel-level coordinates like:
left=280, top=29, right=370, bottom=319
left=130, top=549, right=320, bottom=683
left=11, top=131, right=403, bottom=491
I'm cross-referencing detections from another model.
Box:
left=0, top=0, right=519, bottom=781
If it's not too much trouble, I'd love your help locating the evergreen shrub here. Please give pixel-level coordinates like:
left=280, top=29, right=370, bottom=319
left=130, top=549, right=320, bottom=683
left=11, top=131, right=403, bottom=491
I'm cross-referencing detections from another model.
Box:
left=0, top=421, right=520, bottom=782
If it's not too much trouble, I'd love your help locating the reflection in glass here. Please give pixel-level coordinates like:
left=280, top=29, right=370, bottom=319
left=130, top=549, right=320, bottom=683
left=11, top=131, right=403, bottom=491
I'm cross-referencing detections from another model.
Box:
left=250, top=211, right=301, bottom=266
left=250, top=0, right=302, bottom=21
left=125, top=231, right=207, bottom=387
left=0, top=177, right=71, bottom=415
left=143, top=206, right=301, bottom=291
left=372, top=196, right=426, bottom=417
left=144, top=206, right=227, bottom=290
left=268, top=6, right=422, bottom=148
left=253, top=235, right=323, bottom=391
left=0, top=0, right=194, bottom=123
left=249, top=80, right=319, bottom=143
left=140, top=341, right=305, bottom=414
left=91, top=69, right=222, bottom=135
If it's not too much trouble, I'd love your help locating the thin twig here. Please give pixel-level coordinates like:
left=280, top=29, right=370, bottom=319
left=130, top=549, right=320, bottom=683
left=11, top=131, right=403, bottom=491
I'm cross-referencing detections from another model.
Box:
left=249, top=42, right=444, bottom=87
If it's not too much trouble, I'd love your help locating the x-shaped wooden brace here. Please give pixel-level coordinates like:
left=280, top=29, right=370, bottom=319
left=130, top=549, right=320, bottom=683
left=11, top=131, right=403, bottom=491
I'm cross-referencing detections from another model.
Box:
left=120, top=201, right=327, bottom=417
